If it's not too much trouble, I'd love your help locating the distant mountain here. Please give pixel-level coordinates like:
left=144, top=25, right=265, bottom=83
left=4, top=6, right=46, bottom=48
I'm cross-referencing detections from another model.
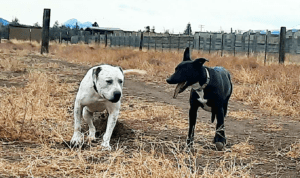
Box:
left=64, top=18, right=92, bottom=29
left=0, top=18, right=9, bottom=26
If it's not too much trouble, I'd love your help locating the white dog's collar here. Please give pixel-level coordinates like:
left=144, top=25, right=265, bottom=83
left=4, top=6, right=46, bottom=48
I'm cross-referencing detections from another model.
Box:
left=192, top=68, right=210, bottom=91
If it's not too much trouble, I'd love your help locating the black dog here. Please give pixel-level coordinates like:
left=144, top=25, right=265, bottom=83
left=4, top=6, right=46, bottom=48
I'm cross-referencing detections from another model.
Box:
left=166, top=47, right=232, bottom=150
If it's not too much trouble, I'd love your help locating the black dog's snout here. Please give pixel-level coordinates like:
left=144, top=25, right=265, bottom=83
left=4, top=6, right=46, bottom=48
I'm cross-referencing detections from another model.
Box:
left=166, top=76, right=177, bottom=84
left=110, top=91, right=121, bottom=103
left=166, top=78, right=171, bottom=84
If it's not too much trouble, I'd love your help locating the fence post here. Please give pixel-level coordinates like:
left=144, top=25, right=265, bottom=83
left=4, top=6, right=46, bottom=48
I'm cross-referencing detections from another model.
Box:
left=59, top=32, right=61, bottom=43
left=110, top=34, right=113, bottom=47
left=291, top=31, right=297, bottom=54
left=148, top=33, right=150, bottom=50
left=129, top=33, right=131, bottom=48
left=198, top=34, right=201, bottom=53
left=264, top=30, right=268, bottom=65
left=0, top=23, right=2, bottom=43
left=123, top=33, right=126, bottom=47
left=41, top=8, right=51, bottom=54
left=169, top=34, right=171, bottom=51
left=118, top=33, right=120, bottom=47
left=161, top=35, right=163, bottom=52
left=98, top=33, right=100, bottom=45
left=209, top=34, right=212, bottom=54
left=203, top=35, right=207, bottom=51
left=247, top=33, right=250, bottom=58
left=178, top=34, right=180, bottom=52
left=139, top=32, right=144, bottom=51
left=154, top=34, right=157, bottom=51
left=241, top=34, right=245, bottom=52
left=233, top=34, right=236, bottom=56
left=105, top=31, right=108, bottom=47
left=221, top=33, right=224, bottom=57
left=279, top=26, right=286, bottom=64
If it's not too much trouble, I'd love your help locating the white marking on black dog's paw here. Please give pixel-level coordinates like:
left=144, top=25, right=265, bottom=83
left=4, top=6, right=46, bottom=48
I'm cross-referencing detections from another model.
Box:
left=215, top=142, right=224, bottom=151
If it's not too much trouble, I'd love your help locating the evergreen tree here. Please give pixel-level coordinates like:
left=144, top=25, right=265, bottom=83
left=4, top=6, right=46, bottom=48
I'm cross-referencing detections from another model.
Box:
left=92, top=22, right=99, bottom=27
left=145, top=26, right=150, bottom=32
left=184, top=23, right=192, bottom=35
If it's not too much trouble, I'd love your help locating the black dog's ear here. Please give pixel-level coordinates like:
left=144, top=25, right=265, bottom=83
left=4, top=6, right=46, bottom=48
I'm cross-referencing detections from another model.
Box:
left=194, top=58, right=209, bottom=65
left=183, top=47, right=191, bottom=61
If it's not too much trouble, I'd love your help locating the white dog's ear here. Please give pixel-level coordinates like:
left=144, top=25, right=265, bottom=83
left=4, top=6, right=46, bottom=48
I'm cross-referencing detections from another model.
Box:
left=92, top=67, right=102, bottom=92
left=118, top=66, right=123, bottom=73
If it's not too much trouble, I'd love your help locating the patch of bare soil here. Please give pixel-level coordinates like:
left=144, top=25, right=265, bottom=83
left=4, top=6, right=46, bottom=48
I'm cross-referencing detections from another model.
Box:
left=1, top=54, right=299, bottom=177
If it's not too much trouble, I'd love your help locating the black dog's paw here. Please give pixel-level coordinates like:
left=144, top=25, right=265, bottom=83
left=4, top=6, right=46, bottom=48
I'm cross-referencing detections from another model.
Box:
left=186, top=138, right=194, bottom=147
left=213, top=132, right=226, bottom=151
left=215, top=142, right=224, bottom=151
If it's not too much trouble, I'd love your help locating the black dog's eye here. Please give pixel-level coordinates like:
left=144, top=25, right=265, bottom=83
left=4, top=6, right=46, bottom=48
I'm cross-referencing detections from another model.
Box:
left=106, top=80, right=113, bottom=84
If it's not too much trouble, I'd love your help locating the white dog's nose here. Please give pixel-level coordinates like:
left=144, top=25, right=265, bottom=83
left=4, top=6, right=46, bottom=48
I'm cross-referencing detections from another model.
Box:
left=110, top=91, right=121, bottom=103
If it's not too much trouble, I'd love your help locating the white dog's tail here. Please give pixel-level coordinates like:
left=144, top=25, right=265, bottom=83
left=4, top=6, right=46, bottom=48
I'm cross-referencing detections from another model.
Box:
left=123, top=69, right=147, bottom=75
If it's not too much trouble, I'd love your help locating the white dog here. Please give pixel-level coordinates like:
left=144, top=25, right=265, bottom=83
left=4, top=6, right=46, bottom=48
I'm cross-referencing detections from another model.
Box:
left=70, top=64, right=146, bottom=150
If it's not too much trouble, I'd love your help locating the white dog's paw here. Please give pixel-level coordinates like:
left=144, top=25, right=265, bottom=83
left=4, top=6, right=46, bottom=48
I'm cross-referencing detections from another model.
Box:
left=70, top=132, right=84, bottom=146
left=101, top=142, right=112, bottom=151
left=87, top=134, right=96, bottom=144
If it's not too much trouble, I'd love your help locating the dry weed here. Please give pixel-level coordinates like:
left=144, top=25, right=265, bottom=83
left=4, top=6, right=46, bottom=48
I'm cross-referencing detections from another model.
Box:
left=228, top=110, right=256, bottom=120
left=286, top=142, right=300, bottom=158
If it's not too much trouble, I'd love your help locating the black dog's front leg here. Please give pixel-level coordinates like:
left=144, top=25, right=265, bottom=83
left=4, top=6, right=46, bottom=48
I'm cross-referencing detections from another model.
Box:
left=213, top=105, right=226, bottom=150
left=187, top=103, right=199, bottom=147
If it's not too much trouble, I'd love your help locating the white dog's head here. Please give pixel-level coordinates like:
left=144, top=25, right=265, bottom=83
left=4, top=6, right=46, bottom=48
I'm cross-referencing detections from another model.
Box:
left=92, top=65, right=124, bottom=103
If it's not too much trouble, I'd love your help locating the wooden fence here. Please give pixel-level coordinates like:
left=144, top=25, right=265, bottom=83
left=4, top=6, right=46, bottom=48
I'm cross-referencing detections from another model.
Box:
left=77, top=30, right=299, bottom=58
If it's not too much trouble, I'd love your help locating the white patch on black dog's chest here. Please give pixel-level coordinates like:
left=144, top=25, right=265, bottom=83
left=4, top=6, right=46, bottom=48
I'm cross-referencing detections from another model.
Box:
left=191, top=83, right=212, bottom=112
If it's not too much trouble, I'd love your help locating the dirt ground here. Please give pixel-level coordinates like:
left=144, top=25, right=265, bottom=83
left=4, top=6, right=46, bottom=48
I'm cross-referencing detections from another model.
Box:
left=1, top=53, right=300, bottom=177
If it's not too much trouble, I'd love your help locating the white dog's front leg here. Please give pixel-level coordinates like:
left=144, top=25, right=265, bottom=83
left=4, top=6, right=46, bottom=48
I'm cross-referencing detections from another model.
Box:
left=82, top=107, right=96, bottom=142
left=101, top=109, right=119, bottom=150
left=71, top=101, right=84, bottom=146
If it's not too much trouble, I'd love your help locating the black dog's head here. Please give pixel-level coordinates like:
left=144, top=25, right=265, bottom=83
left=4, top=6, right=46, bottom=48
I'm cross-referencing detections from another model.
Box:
left=166, top=47, right=209, bottom=94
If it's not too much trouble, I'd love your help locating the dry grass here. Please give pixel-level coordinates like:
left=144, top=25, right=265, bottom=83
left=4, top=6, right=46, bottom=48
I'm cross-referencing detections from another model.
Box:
left=0, top=71, right=76, bottom=142
left=47, top=42, right=300, bottom=117
left=228, top=110, right=256, bottom=120
left=0, top=65, right=252, bottom=177
left=286, top=142, right=300, bottom=158
left=1, top=40, right=299, bottom=177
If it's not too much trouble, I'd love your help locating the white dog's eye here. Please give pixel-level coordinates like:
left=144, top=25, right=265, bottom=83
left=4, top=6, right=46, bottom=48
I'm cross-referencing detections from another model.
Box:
left=106, top=80, right=113, bottom=84
left=118, top=80, right=123, bottom=84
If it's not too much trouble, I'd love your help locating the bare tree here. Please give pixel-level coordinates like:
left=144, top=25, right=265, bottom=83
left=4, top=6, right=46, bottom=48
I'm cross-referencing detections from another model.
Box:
left=11, top=17, right=20, bottom=25
left=33, top=22, right=40, bottom=27
left=53, top=20, right=60, bottom=28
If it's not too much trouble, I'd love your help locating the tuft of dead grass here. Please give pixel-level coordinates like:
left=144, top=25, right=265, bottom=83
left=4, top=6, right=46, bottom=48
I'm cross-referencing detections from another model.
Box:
left=228, top=110, right=256, bottom=120
left=286, top=142, right=300, bottom=158
left=0, top=70, right=76, bottom=142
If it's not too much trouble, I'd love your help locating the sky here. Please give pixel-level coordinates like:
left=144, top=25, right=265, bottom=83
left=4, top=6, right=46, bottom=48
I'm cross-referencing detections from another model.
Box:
left=2, top=0, right=300, bottom=34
